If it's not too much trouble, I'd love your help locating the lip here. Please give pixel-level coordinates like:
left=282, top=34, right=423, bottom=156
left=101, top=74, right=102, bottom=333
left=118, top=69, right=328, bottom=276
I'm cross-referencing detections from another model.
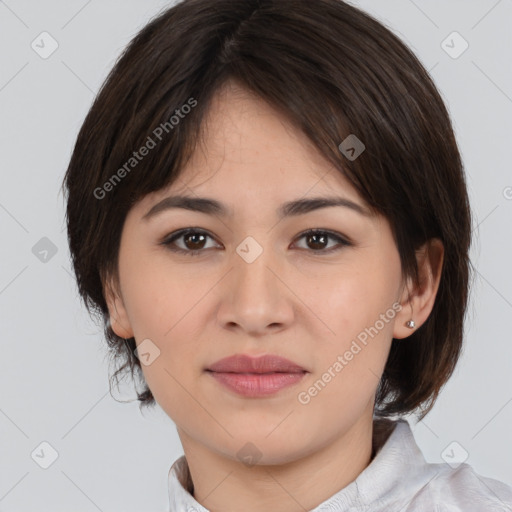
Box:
left=206, top=354, right=307, bottom=373
left=205, top=354, right=308, bottom=397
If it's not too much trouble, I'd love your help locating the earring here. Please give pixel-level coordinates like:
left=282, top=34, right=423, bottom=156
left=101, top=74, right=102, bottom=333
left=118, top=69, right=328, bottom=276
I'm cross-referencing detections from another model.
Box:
left=405, top=301, right=415, bottom=329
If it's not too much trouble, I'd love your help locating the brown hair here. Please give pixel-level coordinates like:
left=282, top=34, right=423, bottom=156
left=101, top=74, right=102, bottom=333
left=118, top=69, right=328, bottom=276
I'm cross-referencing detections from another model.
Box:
left=61, top=0, right=474, bottom=420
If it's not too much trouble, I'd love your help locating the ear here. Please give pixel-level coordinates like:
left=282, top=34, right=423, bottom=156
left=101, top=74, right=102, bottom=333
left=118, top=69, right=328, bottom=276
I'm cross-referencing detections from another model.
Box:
left=393, top=238, right=444, bottom=340
left=104, top=275, right=134, bottom=339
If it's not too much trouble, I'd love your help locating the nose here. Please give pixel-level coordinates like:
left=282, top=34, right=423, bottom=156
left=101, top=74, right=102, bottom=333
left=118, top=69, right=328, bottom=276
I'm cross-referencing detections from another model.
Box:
left=216, top=245, right=295, bottom=337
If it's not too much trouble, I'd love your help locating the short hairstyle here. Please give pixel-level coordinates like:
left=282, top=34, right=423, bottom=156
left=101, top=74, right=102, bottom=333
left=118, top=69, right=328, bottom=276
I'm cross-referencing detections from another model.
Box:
left=62, top=0, right=474, bottom=420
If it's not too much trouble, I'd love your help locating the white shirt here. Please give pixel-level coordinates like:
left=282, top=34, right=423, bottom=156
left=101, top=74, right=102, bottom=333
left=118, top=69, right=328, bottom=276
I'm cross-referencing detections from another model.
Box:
left=167, top=418, right=512, bottom=511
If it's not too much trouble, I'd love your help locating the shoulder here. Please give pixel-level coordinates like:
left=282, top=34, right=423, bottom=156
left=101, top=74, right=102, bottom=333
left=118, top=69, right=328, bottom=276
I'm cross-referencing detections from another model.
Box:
left=359, top=419, right=512, bottom=512
left=413, top=462, right=512, bottom=511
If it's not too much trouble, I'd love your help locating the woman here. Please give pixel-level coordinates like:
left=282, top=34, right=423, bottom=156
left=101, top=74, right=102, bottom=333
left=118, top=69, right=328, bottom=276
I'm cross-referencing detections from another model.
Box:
left=62, top=0, right=512, bottom=510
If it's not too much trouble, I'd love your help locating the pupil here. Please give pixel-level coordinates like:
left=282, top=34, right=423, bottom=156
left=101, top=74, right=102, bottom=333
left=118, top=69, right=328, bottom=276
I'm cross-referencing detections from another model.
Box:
left=186, top=233, right=205, bottom=249
left=308, top=233, right=326, bottom=250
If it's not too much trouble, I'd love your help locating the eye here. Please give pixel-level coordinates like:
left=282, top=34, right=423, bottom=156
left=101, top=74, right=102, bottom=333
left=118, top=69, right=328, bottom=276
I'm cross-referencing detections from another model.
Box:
left=160, top=228, right=352, bottom=256
left=292, top=229, right=352, bottom=253
left=160, top=228, right=220, bottom=256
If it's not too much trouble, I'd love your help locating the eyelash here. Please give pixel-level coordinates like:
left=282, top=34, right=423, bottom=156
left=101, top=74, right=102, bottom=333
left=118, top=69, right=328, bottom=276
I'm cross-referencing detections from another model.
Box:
left=159, top=228, right=352, bottom=257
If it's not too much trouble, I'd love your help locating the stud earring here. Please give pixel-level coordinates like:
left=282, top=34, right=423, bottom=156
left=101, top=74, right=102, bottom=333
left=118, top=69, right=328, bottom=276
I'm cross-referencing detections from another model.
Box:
left=405, top=300, right=415, bottom=329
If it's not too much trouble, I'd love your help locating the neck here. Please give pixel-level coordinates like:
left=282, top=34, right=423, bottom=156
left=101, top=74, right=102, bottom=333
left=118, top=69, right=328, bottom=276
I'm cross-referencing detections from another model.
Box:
left=177, top=412, right=382, bottom=512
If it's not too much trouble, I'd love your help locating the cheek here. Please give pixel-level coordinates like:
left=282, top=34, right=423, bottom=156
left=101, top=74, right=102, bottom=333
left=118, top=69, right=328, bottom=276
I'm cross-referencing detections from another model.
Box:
left=127, top=301, right=202, bottom=414
left=309, top=267, right=395, bottom=334
left=307, top=259, right=400, bottom=376
left=118, top=257, right=207, bottom=373
left=118, top=244, right=187, bottom=336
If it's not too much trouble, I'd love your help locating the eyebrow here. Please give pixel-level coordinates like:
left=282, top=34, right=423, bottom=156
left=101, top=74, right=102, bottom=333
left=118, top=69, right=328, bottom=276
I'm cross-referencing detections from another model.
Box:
left=142, top=194, right=373, bottom=221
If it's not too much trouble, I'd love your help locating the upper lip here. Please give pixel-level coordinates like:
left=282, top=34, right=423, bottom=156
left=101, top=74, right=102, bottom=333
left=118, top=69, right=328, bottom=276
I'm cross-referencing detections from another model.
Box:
left=206, top=354, right=307, bottom=374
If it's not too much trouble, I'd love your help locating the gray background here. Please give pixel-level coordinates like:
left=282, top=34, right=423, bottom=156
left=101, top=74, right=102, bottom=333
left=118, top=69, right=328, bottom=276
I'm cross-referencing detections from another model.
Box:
left=1, top=0, right=511, bottom=510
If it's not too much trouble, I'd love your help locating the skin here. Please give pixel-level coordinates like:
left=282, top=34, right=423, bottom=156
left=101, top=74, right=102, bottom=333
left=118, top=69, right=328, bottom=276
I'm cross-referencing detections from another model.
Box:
left=105, top=81, right=444, bottom=512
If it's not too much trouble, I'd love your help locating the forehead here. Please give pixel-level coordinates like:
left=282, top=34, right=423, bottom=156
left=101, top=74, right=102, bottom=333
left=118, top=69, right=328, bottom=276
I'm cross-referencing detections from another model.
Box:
left=174, top=83, right=363, bottom=200
left=129, top=81, right=375, bottom=225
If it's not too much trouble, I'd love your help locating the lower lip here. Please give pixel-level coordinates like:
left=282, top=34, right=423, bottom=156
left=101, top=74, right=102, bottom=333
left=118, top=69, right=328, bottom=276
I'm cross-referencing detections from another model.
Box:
left=207, top=371, right=307, bottom=397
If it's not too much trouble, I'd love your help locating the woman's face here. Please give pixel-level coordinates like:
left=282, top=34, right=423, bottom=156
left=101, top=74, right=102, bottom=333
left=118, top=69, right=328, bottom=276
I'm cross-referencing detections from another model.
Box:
left=106, top=83, right=412, bottom=465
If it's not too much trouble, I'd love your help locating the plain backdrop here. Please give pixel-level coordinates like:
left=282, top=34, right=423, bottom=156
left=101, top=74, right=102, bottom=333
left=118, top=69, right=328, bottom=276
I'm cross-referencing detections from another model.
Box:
left=1, top=0, right=511, bottom=510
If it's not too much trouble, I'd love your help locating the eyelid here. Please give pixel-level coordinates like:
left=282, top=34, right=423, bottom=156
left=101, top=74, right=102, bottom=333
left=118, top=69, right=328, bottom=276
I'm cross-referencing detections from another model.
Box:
left=160, top=227, right=352, bottom=256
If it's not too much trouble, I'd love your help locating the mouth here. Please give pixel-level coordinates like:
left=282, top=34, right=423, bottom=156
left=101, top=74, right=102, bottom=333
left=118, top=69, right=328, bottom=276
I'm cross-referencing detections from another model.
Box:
left=205, top=353, right=308, bottom=397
